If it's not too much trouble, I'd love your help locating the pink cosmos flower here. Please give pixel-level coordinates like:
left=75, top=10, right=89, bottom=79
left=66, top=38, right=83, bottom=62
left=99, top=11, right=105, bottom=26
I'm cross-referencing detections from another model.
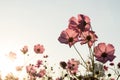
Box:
left=80, top=31, right=98, bottom=47
left=21, top=45, right=28, bottom=54
left=60, top=61, right=67, bottom=69
left=58, top=28, right=79, bottom=47
left=37, top=69, right=46, bottom=78
left=68, top=14, right=91, bottom=32
left=6, top=51, right=17, bottom=60
left=36, top=60, right=42, bottom=68
left=34, top=44, right=45, bottom=54
left=26, top=64, right=36, bottom=74
left=16, top=66, right=23, bottom=71
left=66, top=58, right=80, bottom=75
left=94, top=43, right=115, bottom=63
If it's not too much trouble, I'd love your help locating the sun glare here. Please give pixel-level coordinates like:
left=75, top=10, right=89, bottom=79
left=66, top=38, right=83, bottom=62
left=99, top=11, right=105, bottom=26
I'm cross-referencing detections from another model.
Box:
left=0, top=50, right=24, bottom=79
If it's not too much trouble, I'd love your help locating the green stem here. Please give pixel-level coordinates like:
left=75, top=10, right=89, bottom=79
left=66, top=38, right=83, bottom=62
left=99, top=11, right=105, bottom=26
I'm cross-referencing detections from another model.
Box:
left=89, top=48, right=95, bottom=77
left=117, top=75, right=120, bottom=80
left=88, top=43, right=95, bottom=78
left=73, top=45, right=88, bottom=70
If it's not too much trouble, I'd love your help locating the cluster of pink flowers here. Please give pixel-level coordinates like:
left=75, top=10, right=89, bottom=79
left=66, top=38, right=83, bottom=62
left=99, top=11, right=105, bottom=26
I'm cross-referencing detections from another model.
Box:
left=60, top=58, right=80, bottom=75
left=58, top=14, right=120, bottom=80
left=58, top=14, right=116, bottom=64
left=58, top=14, right=97, bottom=48
left=26, top=61, right=46, bottom=80
left=18, top=14, right=119, bottom=80
left=13, top=14, right=119, bottom=80
left=20, top=44, right=49, bottom=80
left=2, top=13, right=119, bottom=80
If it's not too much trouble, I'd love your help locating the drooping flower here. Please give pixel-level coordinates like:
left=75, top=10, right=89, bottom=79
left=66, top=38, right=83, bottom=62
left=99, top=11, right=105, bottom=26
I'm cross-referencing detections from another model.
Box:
left=94, top=43, right=115, bottom=63
left=66, top=58, right=80, bottom=75
left=80, top=31, right=98, bottom=47
left=60, top=61, right=67, bottom=69
left=68, top=14, right=91, bottom=32
left=34, top=44, right=45, bottom=54
left=20, top=45, right=28, bottom=54
left=58, top=28, right=79, bottom=47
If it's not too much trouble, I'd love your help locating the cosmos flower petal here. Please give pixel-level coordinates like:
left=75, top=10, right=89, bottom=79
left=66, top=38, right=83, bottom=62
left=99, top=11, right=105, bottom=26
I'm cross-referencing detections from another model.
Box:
left=69, top=17, right=78, bottom=26
left=96, top=57, right=108, bottom=63
left=98, top=43, right=106, bottom=53
left=84, top=15, right=90, bottom=23
left=95, top=43, right=116, bottom=63
left=106, top=44, right=115, bottom=55
left=107, top=55, right=116, bottom=62
left=94, top=46, right=102, bottom=57
left=58, top=28, right=79, bottom=47
left=34, top=44, right=45, bottom=54
left=80, top=31, right=97, bottom=47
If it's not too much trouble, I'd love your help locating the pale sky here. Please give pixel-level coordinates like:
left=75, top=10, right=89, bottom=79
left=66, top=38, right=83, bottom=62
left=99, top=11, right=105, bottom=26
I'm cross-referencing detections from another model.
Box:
left=0, top=0, right=120, bottom=78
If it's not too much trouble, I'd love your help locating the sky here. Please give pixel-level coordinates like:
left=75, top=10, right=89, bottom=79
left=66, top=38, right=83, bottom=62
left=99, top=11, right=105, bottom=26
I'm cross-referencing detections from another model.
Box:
left=0, top=0, right=120, bottom=78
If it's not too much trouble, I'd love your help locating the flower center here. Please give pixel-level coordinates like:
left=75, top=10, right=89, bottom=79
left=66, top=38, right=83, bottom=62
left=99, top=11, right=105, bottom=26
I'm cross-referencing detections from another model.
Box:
left=37, top=48, right=40, bottom=52
left=95, top=71, right=99, bottom=75
left=77, top=20, right=87, bottom=31
left=68, top=37, right=73, bottom=42
left=86, top=35, right=91, bottom=41
left=72, top=64, right=75, bottom=67
left=82, top=20, right=87, bottom=27
left=101, top=52, right=107, bottom=58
